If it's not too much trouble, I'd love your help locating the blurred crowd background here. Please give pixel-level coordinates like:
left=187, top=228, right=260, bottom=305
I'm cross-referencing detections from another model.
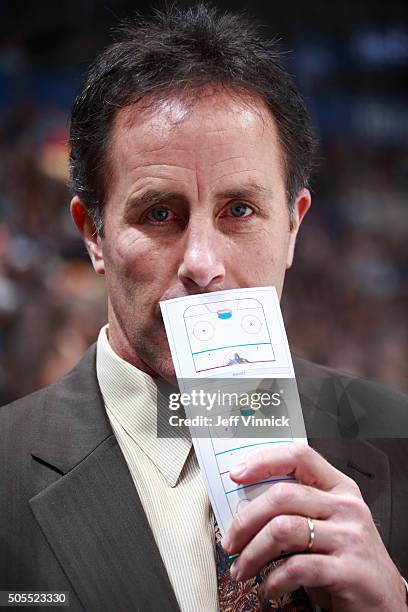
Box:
left=0, top=0, right=407, bottom=404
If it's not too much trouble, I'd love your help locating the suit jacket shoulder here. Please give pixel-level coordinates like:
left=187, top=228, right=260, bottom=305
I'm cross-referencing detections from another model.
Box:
left=293, top=355, right=408, bottom=438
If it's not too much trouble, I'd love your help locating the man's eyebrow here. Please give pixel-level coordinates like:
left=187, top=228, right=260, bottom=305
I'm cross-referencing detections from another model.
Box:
left=216, top=182, right=271, bottom=201
left=124, top=189, right=188, bottom=213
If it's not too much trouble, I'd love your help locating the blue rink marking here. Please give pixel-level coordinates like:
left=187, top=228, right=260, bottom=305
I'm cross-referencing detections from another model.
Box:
left=192, top=342, right=271, bottom=356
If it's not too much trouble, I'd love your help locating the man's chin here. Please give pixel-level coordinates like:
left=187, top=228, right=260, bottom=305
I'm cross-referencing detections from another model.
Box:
left=139, top=350, right=177, bottom=381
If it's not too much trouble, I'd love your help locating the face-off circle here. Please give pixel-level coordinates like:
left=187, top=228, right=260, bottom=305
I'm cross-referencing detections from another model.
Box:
left=241, top=314, right=262, bottom=334
left=193, top=320, right=215, bottom=341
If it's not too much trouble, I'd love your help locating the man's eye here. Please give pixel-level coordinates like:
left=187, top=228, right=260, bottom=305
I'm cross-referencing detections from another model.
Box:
left=228, top=202, right=253, bottom=218
left=146, top=207, right=173, bottom=222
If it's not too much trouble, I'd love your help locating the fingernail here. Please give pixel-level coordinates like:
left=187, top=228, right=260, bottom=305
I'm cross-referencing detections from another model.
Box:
left=230, top=562, right=241, bottom=580
left=221, top=535, right=231, bottom=551
left=230, top=462, right=247, bottom=478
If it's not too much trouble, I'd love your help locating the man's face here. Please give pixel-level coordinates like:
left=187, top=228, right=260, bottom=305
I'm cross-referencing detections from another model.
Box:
left=71, top=90, right=310, bottom=378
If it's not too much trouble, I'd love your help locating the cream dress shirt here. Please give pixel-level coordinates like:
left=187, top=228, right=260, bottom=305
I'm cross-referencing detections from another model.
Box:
left=96, top=325, right=219, bottom=612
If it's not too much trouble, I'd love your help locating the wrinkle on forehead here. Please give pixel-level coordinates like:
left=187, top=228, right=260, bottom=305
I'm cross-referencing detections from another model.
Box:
left=106, top=86, right=286, bottom=203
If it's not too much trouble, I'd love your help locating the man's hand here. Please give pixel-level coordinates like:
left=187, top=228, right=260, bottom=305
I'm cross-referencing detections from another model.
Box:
left=221, top=443, right=407, bottom=611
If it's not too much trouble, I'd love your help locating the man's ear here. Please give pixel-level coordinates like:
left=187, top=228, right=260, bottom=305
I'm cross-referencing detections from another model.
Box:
left=286, top=188, right=311, bottom=270
left=70, top=196, right=105, bottom=274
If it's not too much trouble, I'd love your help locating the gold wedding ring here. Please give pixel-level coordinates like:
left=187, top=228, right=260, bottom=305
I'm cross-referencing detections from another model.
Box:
left=306, top=517, right=315, bottom=551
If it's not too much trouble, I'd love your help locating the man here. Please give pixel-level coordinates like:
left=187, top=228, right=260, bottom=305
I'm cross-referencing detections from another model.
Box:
left=1, top=4, right=407, bottom=611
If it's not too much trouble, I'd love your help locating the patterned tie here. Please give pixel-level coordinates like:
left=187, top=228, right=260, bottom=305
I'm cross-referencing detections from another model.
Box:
left=214, top=520, right=314, bottom=611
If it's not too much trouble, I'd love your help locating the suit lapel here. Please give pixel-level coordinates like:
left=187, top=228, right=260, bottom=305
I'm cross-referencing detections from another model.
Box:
left=29, top=345, right=180, bottom=612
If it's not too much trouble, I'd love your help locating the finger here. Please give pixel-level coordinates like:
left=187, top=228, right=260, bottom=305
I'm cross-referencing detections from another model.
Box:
left=229, top=442, right=350, bottom=493
left=231, top=516, right=332, bottom=582
left=259, top=553, right=341, bottom=601
left=223, top=481, right=335, bottom=554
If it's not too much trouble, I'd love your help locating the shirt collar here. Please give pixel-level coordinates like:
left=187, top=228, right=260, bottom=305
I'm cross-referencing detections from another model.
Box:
left=96, top=325, right=192, bottom=487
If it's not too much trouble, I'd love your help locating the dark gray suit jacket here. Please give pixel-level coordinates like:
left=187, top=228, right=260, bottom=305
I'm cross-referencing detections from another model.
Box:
left=1, top=345, right=407, bottom=611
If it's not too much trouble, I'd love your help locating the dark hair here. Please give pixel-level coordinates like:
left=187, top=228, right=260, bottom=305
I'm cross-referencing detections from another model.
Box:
left=69, top=3, right=317, bottom=234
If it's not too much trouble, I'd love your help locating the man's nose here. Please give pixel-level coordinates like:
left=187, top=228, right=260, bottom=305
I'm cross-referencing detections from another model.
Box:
left=177, top=223, right=226, bottom=290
